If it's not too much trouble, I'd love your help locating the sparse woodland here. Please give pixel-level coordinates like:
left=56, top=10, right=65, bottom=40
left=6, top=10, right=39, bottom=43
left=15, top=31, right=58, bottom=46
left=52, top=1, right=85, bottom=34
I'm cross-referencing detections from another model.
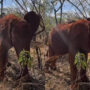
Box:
left=0, top=0, right=90, bottom=90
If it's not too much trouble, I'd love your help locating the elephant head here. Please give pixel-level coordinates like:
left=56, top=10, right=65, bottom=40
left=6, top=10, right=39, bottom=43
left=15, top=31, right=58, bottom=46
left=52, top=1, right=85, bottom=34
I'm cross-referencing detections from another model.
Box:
left=24, top=11, right=40, bottom=33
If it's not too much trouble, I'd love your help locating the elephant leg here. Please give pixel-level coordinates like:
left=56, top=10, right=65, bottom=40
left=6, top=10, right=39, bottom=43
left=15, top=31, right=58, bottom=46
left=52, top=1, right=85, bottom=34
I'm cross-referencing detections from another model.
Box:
left=21, top=65, right=28, bottom=76
left=45, top=56, right=59, bottom=71
left=80, top=68, right=89, bottom=82
left=15, top=65, right=29, bottom=79
left=45, top=45, right=57, bottom=70
left=0, top=44, right=8, bottom=81
left=69, top=53, right=78, bottom=90
left=79, top=68, right=90, bottom=90
left=14, top=44, right=29, bottom=78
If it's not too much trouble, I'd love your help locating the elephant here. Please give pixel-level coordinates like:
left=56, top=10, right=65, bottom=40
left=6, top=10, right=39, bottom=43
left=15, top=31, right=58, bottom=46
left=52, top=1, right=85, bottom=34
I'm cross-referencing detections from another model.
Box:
left=45, top=19, right=90, bottom=89
left=0, top=11, right=40, bottom=80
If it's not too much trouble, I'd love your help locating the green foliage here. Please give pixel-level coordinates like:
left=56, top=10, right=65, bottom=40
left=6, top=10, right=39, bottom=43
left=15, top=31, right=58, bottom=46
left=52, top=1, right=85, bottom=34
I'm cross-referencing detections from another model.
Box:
left=18, top=49, right=33, bottom=68
left=74, top=52, right=88, bottom=69
left=44, top=16, right=55, bottom=32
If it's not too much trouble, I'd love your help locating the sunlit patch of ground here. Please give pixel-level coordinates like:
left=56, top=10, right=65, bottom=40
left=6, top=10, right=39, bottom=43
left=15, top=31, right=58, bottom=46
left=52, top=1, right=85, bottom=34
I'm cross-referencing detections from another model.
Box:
left=0, top=47, right=45, bottom=90
left=0, top=46, right=90, bottom=90
left=45, top=55, right=71, bottom=90
left=45, top=53, right=90, bottom=90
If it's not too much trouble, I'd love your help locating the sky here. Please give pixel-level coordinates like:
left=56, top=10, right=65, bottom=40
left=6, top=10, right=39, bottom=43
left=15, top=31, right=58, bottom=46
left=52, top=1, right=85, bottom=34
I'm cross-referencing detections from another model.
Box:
left=2, top=0, right=73, bottom=12
left=3, top=0, right=14, bottom=7
left=2, top=0, right=89, bottom=18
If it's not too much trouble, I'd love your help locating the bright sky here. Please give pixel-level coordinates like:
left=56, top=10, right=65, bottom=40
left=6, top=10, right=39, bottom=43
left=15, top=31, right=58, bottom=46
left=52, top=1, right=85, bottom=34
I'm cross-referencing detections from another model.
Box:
left=2, top=0, right=88, bottom=17
left=1, top=0, right=90, bottom=18
left=3, top=0, right=14, bottom=7
left=3, top=0, right=73, bottom=12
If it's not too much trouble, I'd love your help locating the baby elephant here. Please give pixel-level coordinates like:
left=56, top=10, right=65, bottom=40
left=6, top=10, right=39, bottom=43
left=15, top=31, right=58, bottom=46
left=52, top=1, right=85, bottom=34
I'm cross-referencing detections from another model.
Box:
left=46, top=19, right=90, bottom=90
left=0, top=11, right=40, bottom=80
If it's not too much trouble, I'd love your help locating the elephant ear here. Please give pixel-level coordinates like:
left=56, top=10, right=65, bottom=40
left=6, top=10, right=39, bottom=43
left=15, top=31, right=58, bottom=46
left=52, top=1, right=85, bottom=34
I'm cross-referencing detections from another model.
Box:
left=24, top=11, right=40, bottom=29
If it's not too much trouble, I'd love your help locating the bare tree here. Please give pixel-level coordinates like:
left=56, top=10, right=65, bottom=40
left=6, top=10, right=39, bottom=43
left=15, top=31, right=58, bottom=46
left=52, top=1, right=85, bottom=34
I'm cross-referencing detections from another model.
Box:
left=49, top=0, right=90, bottom=24
left=0, top=0, right=3, bottom=17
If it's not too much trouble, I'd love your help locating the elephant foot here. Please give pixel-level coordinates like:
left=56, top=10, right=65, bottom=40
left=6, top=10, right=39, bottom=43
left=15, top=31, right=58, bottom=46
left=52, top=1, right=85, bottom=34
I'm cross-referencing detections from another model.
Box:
left=80, top=76, right=89, bottom=82
left=78, top=76, right=90, bottom=90
left=71, top=76, right=90, bottom=90
left=21, top=68, right=29, bottom=76
left=0, top=67, right=6, bottom=82
left=79, top=83, right=90, bottom=90
left=0, top=71, right=5, bottom=82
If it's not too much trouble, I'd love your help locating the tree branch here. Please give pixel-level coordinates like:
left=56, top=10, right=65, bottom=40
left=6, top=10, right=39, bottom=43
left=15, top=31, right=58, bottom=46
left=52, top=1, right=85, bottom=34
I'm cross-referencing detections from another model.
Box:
left=14, top=0, right=28, bottom=13
left=67, top=0, right=86, bottom=18
left=78, top=0, right=87, bottom=17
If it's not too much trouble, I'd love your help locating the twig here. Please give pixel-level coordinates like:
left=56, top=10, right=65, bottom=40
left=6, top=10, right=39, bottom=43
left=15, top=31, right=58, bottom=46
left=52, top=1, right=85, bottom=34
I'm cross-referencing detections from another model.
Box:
left=14, top=0, right=28, bottom=13
left=78, top=0, right=87, bottom=18
left=31, top=0, right=39, bottom=13
left=67, top=0, right=86, bottom=18
left=35, top=47, right=42, bottom=70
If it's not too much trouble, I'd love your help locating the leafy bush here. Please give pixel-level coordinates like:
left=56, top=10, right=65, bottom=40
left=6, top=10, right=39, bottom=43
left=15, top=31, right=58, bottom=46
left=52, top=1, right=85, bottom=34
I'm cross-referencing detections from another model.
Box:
left=74, top=52, right=88, bottom=69
left=18, top=49, right=33, bottom=68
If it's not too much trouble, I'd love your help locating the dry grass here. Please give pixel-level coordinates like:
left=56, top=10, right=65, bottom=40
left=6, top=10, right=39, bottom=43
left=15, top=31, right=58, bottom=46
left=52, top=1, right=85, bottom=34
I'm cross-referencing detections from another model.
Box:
left=0, top=45, right=90, bottom=90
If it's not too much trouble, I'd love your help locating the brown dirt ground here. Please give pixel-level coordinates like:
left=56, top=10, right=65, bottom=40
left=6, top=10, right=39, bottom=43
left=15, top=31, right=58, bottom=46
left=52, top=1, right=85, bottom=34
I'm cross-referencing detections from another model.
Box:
left=0, top=45, right=90, bottom=90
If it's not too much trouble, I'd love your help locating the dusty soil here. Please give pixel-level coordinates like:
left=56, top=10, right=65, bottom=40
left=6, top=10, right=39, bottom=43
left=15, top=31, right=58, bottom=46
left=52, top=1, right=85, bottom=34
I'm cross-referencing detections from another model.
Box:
left=45, top=54, right=90, bottom=90
left=0, top=45, right=90, bottom=90
left=0, top=47, right=45, bottom=90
